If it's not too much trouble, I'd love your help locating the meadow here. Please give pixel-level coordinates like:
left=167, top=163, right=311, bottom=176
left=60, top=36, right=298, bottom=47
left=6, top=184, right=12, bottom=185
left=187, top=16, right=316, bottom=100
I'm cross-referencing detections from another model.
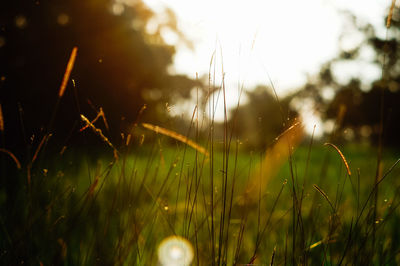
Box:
left=1, top=117, right=399, bottom=265
left=1, top=2, right=400, bottom=265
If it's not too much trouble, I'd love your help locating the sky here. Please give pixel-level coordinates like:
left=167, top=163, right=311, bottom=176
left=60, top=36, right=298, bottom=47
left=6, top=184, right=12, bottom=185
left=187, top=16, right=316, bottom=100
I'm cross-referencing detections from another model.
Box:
left=142, top=0, right=389, bottom=88
left=137, top=0, right=393, bottom=134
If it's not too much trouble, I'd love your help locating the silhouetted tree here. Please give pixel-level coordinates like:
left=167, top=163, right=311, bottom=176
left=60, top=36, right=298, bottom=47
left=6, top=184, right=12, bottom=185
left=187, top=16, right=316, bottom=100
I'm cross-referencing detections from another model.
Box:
left=0, top=0, right=198, bottom=153
left=295, top=10, right=400, bottom=147
left=229, top=86, right=298, bottom=150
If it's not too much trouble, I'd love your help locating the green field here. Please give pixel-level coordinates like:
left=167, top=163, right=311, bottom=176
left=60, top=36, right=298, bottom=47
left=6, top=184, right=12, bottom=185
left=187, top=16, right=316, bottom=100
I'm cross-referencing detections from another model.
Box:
left=2, top=130, right=399, bottom=265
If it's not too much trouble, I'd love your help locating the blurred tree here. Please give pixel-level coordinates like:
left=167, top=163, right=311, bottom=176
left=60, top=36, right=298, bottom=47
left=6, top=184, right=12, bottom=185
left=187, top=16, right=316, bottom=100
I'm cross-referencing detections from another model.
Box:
left=294, top=10, right=400, bottom=146
left=0, top=2, right=199, bottom=263
left=229, top=86, right=298, bottom=150
left=0, top=0, right=198, bottom=152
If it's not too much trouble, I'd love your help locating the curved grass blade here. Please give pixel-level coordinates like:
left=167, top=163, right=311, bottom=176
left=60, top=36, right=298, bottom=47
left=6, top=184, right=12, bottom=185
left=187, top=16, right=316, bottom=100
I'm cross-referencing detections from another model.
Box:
left=324, top=143, right=351, bottom=176
left=0, top=148, right=21, bottom=169
left=313, top=184, right=335, bottom=213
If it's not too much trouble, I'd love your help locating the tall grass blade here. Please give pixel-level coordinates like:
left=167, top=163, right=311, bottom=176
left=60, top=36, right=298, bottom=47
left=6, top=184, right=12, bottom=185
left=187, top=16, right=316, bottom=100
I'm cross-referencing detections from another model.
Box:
left=58, top=47, right=78, bottom=98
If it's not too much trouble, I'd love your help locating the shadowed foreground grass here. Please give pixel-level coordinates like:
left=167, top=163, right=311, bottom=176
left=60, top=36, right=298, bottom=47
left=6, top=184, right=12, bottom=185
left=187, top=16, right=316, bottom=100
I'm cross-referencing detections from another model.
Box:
left=1, top=127, right=399, bottom=265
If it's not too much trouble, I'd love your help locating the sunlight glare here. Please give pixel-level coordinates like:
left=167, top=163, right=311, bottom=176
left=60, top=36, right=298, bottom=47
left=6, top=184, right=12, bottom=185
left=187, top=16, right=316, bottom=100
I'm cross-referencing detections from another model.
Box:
left=290, top=97, right=323, bottom=137
left=130, top=0, right=389, bottom=131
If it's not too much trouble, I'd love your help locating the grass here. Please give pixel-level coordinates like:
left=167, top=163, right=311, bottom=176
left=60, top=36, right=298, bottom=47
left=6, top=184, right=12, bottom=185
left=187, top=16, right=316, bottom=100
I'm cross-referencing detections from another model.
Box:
left=1, top=74, right=399, bottom=265
left=1, top=122, right=399, bottom=265
left=1, top=4, right=399, bottom=264
left=1, top=79, right=400, bottom=266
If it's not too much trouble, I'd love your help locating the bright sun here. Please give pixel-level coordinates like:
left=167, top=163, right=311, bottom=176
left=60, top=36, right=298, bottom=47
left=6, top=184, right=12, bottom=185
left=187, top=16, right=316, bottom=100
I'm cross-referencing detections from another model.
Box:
left=115, top=0, right=389, bottom=136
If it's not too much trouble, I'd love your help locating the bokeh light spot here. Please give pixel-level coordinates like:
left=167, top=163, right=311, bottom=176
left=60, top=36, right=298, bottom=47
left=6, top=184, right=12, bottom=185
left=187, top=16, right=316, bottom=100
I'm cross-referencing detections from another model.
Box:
left=57, top=13, right=70, bottom=26
left=15, top=15, right=27, bottom=29
left=158, top=236, right=193, bottom=266
left=111, top=3, right=125, bottom=15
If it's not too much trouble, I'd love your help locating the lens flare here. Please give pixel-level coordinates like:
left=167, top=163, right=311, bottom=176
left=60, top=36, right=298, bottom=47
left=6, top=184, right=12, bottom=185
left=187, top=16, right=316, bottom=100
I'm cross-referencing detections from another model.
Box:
left=158, top=236, right=193, bottom=266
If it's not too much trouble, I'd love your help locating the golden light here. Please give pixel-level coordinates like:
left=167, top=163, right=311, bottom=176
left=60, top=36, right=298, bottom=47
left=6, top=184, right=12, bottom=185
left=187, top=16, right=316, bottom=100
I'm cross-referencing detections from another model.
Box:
left=106, top=0, right=390, bottom=138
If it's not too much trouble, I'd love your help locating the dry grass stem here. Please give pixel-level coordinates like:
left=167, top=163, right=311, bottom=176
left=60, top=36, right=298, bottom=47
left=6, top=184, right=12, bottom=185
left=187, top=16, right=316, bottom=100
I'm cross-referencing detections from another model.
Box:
left=126, top=134, right=131, bottom=146
left=0, top=148, right=21, bottom=169
left=80, top=107, right=108, bottom=132
left=313, top=184, right=335, bottom=212
left=80, top=114, right=117, bottom=152
left=59, top=146, right=67, bottom=155
left=274, top=121, right=302, bottom=142
left=32, top=134, right=51, bottom=165
left=324, top=142, right=351, bottom=176
left=387, top=0, right=396, bottom=28
left=308, top=238, right=336, bottom=250
left=58, top=46, right=78, bottom=98
left=142, top=122, right=209, bottom=156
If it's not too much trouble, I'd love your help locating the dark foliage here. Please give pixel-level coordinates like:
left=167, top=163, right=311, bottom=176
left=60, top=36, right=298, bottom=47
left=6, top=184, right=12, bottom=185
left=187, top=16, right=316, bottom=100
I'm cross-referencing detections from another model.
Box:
left=229, top=86, right=298, bottom=150
left=0, top=0, right=198, bottom=154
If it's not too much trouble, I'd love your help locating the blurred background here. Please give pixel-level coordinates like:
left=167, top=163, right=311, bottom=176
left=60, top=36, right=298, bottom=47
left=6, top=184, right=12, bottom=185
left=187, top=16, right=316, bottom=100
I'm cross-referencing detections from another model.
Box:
left=1, top=1, right=400, bottom=265
left=1, top=0, right=400, bottom=152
